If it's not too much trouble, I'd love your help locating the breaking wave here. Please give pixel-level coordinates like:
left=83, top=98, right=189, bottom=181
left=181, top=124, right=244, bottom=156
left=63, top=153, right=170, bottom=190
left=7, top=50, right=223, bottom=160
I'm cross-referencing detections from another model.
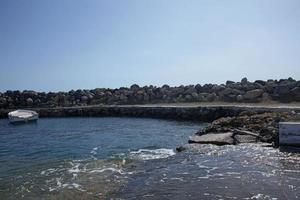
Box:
left=129, top=148, right=176, bottom=160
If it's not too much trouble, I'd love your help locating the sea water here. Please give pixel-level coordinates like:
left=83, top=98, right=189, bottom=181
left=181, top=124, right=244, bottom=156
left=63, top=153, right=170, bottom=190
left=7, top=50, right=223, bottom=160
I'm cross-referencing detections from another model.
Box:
left=0, top=117, right=299, bottom=199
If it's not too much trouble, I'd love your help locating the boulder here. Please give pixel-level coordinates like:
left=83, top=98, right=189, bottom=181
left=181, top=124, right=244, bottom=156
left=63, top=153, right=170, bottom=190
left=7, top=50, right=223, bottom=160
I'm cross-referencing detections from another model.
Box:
left=241, top=77, right=248, bottom=85
left=236, top=95, right=243, bottom=102
left=195, top=84, right=202, bottom=92
left=211, top=84, right=225, bottom=93
left=130, top=84, right=140, bottom=91
left=262, top=92, right=271, bottom=101
left=254, top=80, right=266, bottom=86
left=191, top=92, right=199, bottom=99
left=274, top=84, right=291, bottom=95
left=226, top=80, right=235, bottom=85
left=188, top=132, right=234, bottom=145
left=26, top=98, right=33, bottom=106
left=81, top=96, right=89, bottom=102
left=184, top=94, right=193, bottom=101
left=234, top=134, right=257, bottom=143
left=207, top=93, right=217, bottom=102
left=23, top=90, right=38, bottom=98
left=289, top=87, right=300, bottom=101
left=265, top=81, right=276, bottom=93
left=243, top=89, right=264, bottom=100
left=184, top=86, right=197, bottom=95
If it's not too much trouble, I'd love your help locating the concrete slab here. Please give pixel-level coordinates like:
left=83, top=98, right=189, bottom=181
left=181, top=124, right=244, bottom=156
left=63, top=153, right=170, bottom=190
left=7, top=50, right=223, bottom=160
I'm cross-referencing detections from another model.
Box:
left=279, top=122, right=300, bottom=146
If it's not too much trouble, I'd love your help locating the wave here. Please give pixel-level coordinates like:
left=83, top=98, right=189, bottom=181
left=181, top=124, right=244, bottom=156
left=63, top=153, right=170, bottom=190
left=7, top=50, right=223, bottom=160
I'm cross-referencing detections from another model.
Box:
left=129, top=148, right=176, bottom=160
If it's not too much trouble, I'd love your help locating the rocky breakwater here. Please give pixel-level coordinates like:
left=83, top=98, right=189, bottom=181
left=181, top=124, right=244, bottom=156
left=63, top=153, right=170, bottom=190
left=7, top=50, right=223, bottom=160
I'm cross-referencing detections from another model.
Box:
left=0, top=77, right=300, bottom=109
left=177, top=111, right=300, bottom=151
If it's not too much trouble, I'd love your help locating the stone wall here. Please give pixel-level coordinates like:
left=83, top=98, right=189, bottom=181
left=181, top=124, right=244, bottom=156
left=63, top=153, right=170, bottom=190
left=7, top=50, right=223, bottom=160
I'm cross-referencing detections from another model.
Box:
left=0, top=77, right=300, bottom=109
left=1, top=105, right=299, bottom=121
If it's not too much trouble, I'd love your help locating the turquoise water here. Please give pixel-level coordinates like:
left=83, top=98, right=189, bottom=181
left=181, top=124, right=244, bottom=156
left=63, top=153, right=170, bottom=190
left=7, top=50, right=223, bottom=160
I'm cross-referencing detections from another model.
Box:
left=0, top=117, right=299, bottom=200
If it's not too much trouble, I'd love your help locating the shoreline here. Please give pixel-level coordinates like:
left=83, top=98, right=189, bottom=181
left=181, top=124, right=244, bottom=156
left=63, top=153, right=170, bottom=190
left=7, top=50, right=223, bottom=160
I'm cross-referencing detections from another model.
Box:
left=1, top=102, right=300, bottom=120
left=1, top=102, right=299, bottom=147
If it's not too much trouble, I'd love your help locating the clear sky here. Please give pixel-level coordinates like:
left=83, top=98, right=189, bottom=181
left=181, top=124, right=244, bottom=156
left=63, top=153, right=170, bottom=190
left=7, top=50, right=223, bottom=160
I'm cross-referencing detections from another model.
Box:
left=0, top=0, right=300, bottom=92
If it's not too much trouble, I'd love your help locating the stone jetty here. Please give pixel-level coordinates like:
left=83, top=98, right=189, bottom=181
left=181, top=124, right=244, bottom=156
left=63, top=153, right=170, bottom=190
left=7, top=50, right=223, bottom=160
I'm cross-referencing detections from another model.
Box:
left=0, top=78, right=300, bottom=109
left=1, top=77, right=300, bottom=147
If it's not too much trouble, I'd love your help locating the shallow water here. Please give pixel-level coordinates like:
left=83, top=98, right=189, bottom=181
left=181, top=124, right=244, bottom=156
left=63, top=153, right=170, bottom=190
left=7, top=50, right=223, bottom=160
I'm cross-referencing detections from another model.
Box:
left=0, top=117, right=299, bottom=199
left=0, top=117, right=203, bottom=199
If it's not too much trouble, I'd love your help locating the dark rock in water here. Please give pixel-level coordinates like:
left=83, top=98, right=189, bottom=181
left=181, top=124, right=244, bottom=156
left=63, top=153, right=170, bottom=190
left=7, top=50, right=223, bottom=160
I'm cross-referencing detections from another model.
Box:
left=188, top=132, right=234, bottom=145
left=176, top=143, right=204, bottom=152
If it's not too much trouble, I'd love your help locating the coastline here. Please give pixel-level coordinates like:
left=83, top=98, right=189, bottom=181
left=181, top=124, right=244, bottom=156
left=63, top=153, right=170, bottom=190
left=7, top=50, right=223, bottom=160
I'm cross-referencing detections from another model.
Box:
left=1, top=102, right=300, bottom=147
left=1, top=102, right=300, bottom=120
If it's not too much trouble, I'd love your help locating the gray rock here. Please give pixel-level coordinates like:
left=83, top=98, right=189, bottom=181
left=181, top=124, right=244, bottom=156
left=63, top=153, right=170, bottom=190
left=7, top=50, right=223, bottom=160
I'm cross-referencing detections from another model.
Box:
left=243, top=89, right=264, bottom=100
left=211, top=84, right=225, bottom=93
left=254, top=80, right=266, bottom=86
left=226, top=80, right=235, bottom=85
left=184, top=94, right=193, bottom=101
left=191, top=92, right=198, bottom=99
left=236, top=95, right=243, bottom=102
left=26, top=98, right=33, bottom=105
left=207, top=93, right=217, bottom=102
left=195, top=84, right=202, bottom=92
left=234, top=134, right=257, bottom=143
left=274, top=84, right=291, bottom=95
left=188, top=132, right=234, bottom=145
left=241, top=77, right=248, bottom=85
left=81, top=96, right=89, bottom=102
left=130, top=84, right=140, bottom=91
left=262, top=92, right=271, bottom=101
left=184, top=86, right=197, bottom=95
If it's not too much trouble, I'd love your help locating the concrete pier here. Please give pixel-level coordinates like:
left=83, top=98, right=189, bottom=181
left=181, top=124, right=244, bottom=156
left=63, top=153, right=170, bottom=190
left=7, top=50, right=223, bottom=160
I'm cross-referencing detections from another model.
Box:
left=279, top=122, right=300, bottom=146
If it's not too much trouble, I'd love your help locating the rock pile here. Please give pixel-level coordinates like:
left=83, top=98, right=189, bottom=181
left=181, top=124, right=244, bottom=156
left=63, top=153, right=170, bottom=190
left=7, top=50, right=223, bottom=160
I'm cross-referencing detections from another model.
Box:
left=191, top=111, right=298, bottom=145
left=0, top=77, right=300, bottom=109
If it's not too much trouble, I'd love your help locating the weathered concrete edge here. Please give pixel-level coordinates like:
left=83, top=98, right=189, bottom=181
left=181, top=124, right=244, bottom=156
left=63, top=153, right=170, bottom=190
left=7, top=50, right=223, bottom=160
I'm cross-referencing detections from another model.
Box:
left=1, top=105, right=299, bottom=122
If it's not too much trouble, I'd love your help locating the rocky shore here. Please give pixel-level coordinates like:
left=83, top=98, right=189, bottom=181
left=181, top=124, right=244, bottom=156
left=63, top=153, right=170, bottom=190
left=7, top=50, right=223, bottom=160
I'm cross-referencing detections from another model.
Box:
left=1, top=78, right=300, bottom=109
left=177, top=111, right=300, bottom=151
left=1, top=77, right=300, bottom=148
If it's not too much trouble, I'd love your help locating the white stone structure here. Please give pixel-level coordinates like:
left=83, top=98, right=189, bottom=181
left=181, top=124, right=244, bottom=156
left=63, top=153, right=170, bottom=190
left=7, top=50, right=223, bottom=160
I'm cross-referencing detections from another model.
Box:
left=279, top=122, right=300, bottom=146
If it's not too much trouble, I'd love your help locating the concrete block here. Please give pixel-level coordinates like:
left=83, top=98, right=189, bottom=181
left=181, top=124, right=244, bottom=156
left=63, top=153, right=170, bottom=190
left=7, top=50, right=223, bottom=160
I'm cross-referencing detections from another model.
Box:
left=279, top=122, right=300, bottom=146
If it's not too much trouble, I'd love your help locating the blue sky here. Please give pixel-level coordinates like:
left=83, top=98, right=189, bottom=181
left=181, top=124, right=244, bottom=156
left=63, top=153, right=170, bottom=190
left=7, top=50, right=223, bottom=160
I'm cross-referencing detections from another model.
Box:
left=0, top=0, right=300, bottom=92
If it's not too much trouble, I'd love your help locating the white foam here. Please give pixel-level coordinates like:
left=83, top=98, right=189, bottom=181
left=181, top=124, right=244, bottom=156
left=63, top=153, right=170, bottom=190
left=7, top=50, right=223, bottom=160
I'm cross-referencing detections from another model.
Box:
left=250, top=194, right=277, bottom=200
left=68, top=163, right=82, bottom=173
left=90, top=147, right=98, bottom=155
left=129, top=148, right=176, bottom=160
left=89, top=167, right=122, bottom=174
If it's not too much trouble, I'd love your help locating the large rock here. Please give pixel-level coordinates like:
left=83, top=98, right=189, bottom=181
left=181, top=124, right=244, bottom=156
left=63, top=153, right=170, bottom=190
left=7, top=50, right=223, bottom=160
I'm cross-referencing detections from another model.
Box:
left=26, top=98, right=33, bottom=106
left=226, top=80, right=235, bottom=85
left=243, top=89, right=264, bottom=100
left=130, top=84, right=140, bottom=91
left=241, top=77, right=248, bottom=85
left=188, top=132, right=234, bottom=145
left=234, top=134, right=257, bottom=143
